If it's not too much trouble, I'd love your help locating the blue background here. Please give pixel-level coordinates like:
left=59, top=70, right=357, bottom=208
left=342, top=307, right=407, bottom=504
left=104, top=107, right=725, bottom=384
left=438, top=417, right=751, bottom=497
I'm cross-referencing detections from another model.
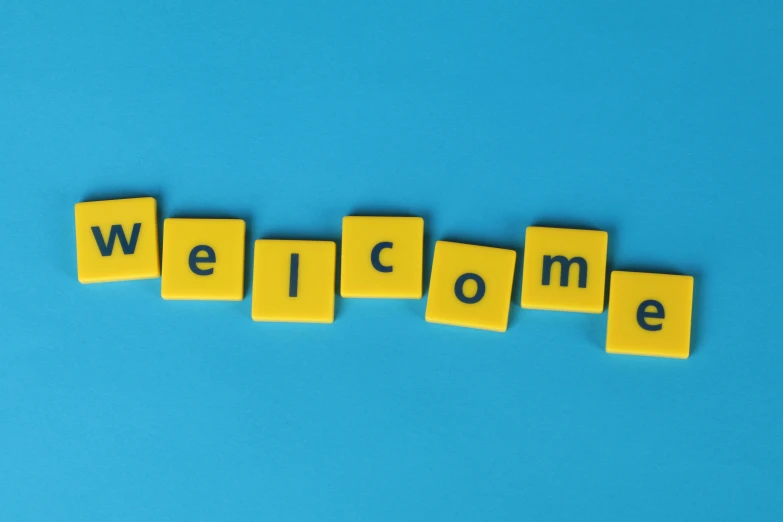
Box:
left=1, top=1, right=782, bottom=520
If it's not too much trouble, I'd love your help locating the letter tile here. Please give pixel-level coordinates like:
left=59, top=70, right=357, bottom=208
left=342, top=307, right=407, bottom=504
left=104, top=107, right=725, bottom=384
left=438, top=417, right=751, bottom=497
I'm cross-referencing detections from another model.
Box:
left=521, top=226, right=608, bottom=313
left=74, top=197, right=160, bottom=283
left=606, top=271, right=694, bottom=358
left=340, top=216, right=424, bottom=298
left=161, top=218, right=246, bottom=300
left=251, top=240, right=336, bottom=323
left=425, top=241, right=516, bottom=332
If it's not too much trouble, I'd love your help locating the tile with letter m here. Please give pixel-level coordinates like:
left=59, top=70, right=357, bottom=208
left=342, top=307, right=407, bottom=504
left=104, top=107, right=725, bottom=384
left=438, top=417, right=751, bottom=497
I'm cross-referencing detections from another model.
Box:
left=521, top=226, right=608, bottom=313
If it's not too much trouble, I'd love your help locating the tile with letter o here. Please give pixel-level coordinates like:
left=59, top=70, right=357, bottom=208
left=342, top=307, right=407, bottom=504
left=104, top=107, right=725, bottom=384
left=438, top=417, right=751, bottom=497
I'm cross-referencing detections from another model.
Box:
left=74, top=197, right=160, bottom=283
left=251, top=239, right=336, bottom=323
left=161, top=218, right=246, bottom=301
left=521, top=226, right=608, bottom=313
left=340, top=216, right=424, bottom=299
left=425, top=241, right=517, bottom=332
left=606, top=271, right=694, bottom=359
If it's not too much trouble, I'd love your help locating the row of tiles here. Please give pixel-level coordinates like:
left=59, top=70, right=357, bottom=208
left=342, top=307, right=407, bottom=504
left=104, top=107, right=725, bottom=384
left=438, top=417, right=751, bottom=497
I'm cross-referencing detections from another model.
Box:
left=74, top=197, right=694, bottom=359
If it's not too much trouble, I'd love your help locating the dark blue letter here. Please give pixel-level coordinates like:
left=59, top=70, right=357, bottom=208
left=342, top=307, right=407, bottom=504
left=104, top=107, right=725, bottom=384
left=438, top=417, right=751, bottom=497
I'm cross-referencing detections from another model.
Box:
left=189, top=245, right=216, bottom=275
left=542, top=255, right=588, bottom=288
left=637, top=299, right=665, bottom=331
left=454, top=273, right=485, bottom=304
left=91, top=223, right=141, bottom=256
left=371, top=241, right=393, bottom=273
left=289, top=253, right=300, bottom=297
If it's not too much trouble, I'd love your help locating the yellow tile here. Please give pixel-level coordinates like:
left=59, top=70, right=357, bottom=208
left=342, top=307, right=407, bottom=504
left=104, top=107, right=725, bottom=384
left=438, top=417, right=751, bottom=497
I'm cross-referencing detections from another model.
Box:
left=160, top=218, right=246, bottom=301
left=251, top=239, right=336, bottom=323
left=606, top=271, right=694, bottom=359
left=74, top=197, right=160, bottom=283
left=521, top=226, right=608, bottom=313
left=425, top=241, right=516, bottom=332
left=340, top=216, right=424, bottom=299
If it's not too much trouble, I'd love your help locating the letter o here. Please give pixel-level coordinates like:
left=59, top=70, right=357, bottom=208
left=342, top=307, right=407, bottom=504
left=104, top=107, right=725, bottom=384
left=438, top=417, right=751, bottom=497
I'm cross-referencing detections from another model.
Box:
left=454, top=273, right=485, bottom=304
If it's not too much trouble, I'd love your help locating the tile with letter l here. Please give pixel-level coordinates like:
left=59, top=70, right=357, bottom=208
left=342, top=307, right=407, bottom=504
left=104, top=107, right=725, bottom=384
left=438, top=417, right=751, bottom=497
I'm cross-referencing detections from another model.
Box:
left=521, top=226, right=608, bottom=313
left=425, top=241, right=517, bottom=332
left=340, top=216, right=424, bottom=299
left=161, top=218, right=246, bottom=300
left=74, top=197, right=160, bottom=283
left=251, top=239, right=336, bottom=323
left=606, top=271, right=694, bottom=359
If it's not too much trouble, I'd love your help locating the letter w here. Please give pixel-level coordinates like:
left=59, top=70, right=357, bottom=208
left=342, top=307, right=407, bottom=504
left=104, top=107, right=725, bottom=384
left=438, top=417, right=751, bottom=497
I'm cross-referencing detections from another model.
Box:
left=91, top=224, right=142, bottom=256
left=542, top=255, right=588, bottom=288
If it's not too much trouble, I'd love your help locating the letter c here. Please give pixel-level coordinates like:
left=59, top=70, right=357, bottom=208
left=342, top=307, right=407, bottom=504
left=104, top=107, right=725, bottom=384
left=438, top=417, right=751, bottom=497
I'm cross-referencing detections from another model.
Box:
left=637, top=299, right=665, bottom=331
left=371, top=241, right=393, bottom=273
left=189, top=245, right=216, bottom=276
left=454, top=273, right=485, bottom=304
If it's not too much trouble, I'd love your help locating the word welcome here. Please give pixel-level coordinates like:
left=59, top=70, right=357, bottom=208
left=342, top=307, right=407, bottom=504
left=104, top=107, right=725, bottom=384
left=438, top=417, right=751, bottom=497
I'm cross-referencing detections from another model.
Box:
left=74, top=197, right=695, bottom=359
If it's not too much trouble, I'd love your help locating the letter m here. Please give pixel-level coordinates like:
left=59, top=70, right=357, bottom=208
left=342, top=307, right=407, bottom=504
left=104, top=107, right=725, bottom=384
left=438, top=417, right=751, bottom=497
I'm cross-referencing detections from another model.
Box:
left=542, top=255, right=588, bottom=288
left=91, top=224, right=142, bottom=256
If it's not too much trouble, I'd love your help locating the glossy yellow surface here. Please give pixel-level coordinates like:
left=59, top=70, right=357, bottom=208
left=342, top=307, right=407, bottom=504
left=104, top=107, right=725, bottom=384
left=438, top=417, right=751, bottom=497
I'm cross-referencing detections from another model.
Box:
left=425, top=241, right=516, bottom=332
left=521, top=226, right=608, bottom=313
left=251, top=239, right=336, bottom=323
left=606, top=271, right=694, bottom=359
left=340, top=216, right=424, bottom=298
left=74, top=197, right=160, bottom=283
left=161, top=218, right=246, bottom=300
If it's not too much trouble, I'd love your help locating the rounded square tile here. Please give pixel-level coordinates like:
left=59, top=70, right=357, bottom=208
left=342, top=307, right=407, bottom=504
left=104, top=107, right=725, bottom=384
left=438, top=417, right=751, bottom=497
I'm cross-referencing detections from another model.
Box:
left=251, top=239, right=336, bottom=323
left=425, top=241, right=516, bottom=332
left=340, top=216, right=424, bottom=299
left=74, top=197, right=160, bottom=283
left=161, top=218, right=246, bottom=301
left=521, top=226, right=608, bottom=313
left=606, top=271, right=694, bottom=359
